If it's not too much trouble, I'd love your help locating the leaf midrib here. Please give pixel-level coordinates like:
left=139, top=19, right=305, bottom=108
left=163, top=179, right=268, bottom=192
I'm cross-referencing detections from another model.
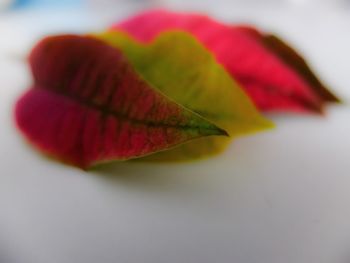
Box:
left=34, top=83, right=225, bottom=135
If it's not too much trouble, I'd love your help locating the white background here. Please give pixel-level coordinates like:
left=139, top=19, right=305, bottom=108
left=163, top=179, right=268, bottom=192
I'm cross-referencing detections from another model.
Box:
left=1, top=2, right=350, bottom=263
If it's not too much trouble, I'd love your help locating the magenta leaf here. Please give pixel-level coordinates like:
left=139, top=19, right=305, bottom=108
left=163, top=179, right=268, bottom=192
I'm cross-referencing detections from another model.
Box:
left=112, top=9, right=339, bottom=113
left=234, top=25, right=340, bottom=103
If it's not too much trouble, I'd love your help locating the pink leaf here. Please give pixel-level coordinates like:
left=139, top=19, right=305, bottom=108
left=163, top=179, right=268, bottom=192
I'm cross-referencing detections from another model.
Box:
left=112, top=9, right=339, bottom=113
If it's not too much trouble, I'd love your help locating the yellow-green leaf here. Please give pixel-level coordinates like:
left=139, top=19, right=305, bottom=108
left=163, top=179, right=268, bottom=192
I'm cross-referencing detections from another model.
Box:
left=96, top=31, right=274, bottom=161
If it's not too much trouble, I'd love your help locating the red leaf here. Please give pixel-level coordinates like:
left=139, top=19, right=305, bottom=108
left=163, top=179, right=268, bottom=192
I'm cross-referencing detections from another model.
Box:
left=235, top=25, right=340, bottom=103
left=112, top=9, right=339, bottom=113
left=15, top=35, right=226, bottom=168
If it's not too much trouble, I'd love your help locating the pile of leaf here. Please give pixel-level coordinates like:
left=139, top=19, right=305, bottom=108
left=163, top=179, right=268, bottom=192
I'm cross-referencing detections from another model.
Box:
left=14, top=9, right=339, bottom=169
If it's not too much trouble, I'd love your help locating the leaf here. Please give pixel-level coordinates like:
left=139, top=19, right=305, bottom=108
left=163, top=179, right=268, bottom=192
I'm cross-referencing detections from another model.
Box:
left=112, top=9, right=339, bottom=113
left=15, top=35, right=228, bottom=168
left=234, top=25, right=340, bottom=103
left=96, top=31, right=273, bottom=161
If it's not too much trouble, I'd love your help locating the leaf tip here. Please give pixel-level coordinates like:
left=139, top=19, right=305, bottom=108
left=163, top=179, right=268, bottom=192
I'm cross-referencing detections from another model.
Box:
left=217, top=127, right=230, bottom=137
left=198, top=122, right=230, bottom=137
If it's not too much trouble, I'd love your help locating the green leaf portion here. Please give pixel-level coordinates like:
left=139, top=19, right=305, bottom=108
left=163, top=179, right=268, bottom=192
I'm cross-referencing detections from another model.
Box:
left=96, top=31, right=274, bottom=161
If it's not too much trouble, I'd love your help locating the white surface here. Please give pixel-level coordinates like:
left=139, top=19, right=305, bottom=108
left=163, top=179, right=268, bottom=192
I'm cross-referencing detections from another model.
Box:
left=1, top=3, right=350, bottom=263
